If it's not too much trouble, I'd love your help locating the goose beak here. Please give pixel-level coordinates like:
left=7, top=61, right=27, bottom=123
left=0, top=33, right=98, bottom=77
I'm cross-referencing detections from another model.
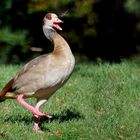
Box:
left=53, top=18, right=63, bottom=30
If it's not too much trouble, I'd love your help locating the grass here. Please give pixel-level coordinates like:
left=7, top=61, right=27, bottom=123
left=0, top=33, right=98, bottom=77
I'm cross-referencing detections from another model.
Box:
left=0, top=61, right=140, bottom=139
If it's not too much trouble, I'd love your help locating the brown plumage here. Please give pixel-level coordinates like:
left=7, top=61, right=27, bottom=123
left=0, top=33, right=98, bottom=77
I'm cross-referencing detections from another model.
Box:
left=0, top=13, right=75, bottom=131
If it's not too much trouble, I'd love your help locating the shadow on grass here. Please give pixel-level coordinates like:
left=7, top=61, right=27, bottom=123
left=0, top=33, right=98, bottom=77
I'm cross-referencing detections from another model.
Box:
left=3, top=114, right=32, bottom=124
left=42, top=108, right=83, bottom=122
left=40, top=108, right=84, bottom=130
left=3, top=107, right=84, bottom=126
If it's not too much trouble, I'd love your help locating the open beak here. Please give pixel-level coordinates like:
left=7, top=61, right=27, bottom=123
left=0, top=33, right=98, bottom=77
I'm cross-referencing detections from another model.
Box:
left=53, top=18, right=63, bottom=30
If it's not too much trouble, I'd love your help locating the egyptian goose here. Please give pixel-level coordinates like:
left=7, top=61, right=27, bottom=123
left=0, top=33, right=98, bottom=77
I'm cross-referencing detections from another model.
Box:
left=0, top=13, right=75, bottom=131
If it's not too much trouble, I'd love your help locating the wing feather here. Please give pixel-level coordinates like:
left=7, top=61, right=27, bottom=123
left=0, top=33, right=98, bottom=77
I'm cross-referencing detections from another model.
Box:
left=0, top=79, right=14, bottom=97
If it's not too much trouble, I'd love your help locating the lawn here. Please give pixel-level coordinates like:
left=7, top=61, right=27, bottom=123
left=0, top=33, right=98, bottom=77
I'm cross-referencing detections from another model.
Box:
left=0, top=62, right=140, bottom=140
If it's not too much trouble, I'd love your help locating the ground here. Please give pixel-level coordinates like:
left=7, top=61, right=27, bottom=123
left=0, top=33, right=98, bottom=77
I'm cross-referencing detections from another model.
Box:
left=0, top=61, right=140, bottom=139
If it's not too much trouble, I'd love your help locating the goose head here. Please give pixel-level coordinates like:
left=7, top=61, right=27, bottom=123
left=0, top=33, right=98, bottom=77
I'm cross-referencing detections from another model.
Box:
left=43, top=13, right=63, bottom=31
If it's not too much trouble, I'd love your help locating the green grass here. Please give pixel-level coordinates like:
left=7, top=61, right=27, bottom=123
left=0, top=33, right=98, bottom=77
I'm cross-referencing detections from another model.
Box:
left=0, top=62, right=140, bottom=140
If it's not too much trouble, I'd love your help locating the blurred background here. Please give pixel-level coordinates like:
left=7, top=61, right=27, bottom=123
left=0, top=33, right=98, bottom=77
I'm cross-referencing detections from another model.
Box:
left=0, top=0, right=140, bottom=64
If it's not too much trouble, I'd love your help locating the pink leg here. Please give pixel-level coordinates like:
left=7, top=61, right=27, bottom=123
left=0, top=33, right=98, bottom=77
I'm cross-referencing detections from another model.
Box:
left=33, top=115, right=41, bottom=132
left=33, top=99, right=47, bottom=131
left=17, top=95, right=52, bottom=132
left=35, top=99, right=53, bottom=119
left=33, top=99, right=53, bottom=131
left=17, top=95, right=45, bottom=116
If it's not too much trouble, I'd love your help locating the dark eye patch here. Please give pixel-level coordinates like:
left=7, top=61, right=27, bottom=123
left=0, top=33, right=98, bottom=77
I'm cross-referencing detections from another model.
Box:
left=45, top=13, right=52, bottom=20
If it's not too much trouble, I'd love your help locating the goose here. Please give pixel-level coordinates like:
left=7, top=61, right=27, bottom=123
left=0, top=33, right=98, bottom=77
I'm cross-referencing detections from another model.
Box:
left=0, top=13, right=75, bottom=131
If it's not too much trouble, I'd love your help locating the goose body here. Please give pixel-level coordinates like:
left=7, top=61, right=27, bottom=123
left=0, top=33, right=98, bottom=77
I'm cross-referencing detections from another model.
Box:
left=13, top=29, right=75, bottom=99
left=0, top=13, right=75, bottom=131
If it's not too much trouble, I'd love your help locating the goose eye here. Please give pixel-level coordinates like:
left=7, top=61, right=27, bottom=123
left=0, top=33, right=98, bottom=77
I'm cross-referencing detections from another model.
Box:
left=45, top=13, right=52, bottom=20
